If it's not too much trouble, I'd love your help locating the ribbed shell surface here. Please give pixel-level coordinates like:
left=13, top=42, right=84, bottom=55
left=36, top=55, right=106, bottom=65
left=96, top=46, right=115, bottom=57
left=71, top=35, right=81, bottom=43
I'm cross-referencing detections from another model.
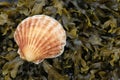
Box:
left=14, top=15, right=66, bottom=64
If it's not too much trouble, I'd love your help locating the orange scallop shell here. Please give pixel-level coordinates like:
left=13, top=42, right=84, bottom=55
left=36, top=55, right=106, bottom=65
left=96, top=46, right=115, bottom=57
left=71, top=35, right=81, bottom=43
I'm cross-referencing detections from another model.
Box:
left=14, top=15, right=66, bottom=64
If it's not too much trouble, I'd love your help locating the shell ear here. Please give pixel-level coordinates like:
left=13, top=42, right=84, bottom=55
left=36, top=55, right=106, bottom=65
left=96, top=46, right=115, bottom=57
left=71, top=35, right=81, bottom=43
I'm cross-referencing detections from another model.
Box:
left=17, top=49, right=20, bottom=54
left=33, top=59, right=44, bottom=64
left=17, top=49, right=25, bottom=60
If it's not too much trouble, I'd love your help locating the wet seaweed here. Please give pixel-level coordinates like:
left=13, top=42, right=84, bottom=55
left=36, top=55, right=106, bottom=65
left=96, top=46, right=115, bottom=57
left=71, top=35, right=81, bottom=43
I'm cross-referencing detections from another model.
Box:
left=0, top=0, right=120, bottom=80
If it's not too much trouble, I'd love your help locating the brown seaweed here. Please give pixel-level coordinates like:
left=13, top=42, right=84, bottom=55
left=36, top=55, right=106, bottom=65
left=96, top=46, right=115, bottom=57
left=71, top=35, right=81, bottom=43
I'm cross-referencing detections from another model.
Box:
left=0, top=0, right=120, bottom=80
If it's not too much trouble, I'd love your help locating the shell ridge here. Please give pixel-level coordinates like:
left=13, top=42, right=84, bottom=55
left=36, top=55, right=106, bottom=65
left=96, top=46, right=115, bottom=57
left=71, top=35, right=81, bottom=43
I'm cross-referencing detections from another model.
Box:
left=42, top=48, right=64, bottom=59
left=33, top=17, right=54, bottom=55
left=24, top=19, right=29, bottom=49
left=31, top=16, right=46, bottom=54
left=34, top=20, right=59, bottom=54
left=25, top=18, right=31, bottom=49
left=37, top=46, right=61, bottom=59
left=38, top=25, right=64, bottom=53
left=17, top=17, right=31, bottom=49
left=39, top=38, right=59, bottom=54
left=16, top=28, right=23, bottom=49
left=46, top=46, right=65, bottom=58
left=28, top=18, right=39, bottom=51
left=32, top=16, right=49, bottom=55
left=23, top=21, right=27, bottom=48
left=26, top=18, right=32, bottom=50
left=28, top=18, right=35, bottom=50
left=43, top=41, right=62, bottom=53
left=30, top=17, right=42, bottom=46
left=34, top=23, right=66, bottom=59
left=44, top=40, right=66, bottom=58
left=18, top=18, right=32, bottom=58
left=24, top=18, right=40, bottom=59
left=38, top=40, right=62, bottom=58
left=21, top=22, right=26, bottom=49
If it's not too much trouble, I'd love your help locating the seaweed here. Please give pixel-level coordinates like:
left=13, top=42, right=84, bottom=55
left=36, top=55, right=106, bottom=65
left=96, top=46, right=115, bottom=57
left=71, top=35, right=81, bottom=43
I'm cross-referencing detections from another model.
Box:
left=0, top=0, right=120, bottom=80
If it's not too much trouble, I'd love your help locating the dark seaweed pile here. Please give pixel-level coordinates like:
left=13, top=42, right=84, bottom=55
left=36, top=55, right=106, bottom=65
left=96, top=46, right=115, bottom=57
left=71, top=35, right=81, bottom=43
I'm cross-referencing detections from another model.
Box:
left=0, top=0, right=120, bottom=80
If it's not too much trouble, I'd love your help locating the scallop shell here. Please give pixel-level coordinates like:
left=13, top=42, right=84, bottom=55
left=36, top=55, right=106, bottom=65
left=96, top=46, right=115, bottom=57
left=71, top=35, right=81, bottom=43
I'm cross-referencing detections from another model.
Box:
left=14, top=15, right=66, bottom=64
